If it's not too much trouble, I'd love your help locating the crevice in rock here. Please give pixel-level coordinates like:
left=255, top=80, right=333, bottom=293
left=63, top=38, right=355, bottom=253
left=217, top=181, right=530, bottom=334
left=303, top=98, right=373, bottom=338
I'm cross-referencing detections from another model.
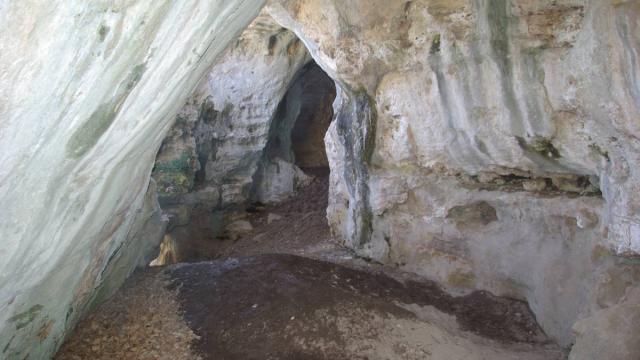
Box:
left=456, top=170, right=602, bottom=197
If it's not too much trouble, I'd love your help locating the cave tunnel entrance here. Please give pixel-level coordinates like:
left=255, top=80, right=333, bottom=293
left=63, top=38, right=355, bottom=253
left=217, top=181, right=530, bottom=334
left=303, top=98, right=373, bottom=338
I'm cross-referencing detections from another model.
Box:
left=150, top=56, right=337, bottom=265
left=290, top=62, right=336, bottom=170
left=254, top=60, right=337, bottom=201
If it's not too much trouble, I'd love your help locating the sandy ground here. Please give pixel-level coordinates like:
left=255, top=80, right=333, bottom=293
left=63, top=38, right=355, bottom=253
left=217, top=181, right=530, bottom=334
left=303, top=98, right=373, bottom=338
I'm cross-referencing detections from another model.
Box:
left=56, top=169, right=566, bottom=359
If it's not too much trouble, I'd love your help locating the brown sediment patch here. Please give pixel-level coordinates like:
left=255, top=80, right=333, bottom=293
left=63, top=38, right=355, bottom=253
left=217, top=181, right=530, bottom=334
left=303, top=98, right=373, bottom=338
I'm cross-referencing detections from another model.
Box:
left=169, top=254, right=561, bottom=360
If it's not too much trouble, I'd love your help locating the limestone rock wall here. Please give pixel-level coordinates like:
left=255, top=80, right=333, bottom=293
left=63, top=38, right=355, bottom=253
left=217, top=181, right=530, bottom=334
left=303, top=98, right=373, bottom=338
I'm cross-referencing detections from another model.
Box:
left=189, top=14, right=311, bottom=206
left=266, top=0, right=640, bottom=351
left=0, top=1, right=266, bottom=358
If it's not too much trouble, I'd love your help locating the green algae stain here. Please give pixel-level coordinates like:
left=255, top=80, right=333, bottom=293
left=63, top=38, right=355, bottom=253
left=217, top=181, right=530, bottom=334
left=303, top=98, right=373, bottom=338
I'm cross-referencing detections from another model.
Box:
left=430, top=33, right=441, bottom=54
left=98, top=25, right=110, bottom=42
left=66, top=102, right=118, bottom=158
left=487, top=0, right=525, bottom=135
left=532, top=138, right=560, bottom=159
left=8, top=305, right=43, bottom=330
left=66, top=63, right=147, bottom=159
left=589, top=143, right=610, bottom=161
left=488, top=0, right=509, bottom=61
left=488, top=0, right=509, bottom=64
left=447, top=270, right=476, bottom=287
left=155, top=172, right=192, bottom=197
left=125, top=63, right=146, bottom=92
left=154, top=152, right=193, bottom=174
left=153, top=151, right=198, bottom=197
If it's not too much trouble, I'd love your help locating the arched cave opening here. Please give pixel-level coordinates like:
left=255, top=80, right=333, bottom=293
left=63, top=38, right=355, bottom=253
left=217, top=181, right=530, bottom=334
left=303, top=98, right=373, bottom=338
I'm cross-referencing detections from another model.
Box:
left=250, top=61, right=336, bottom=203
left=148, top=33, right=337, bottom=265
left=290, top=63, right=336, bottom=170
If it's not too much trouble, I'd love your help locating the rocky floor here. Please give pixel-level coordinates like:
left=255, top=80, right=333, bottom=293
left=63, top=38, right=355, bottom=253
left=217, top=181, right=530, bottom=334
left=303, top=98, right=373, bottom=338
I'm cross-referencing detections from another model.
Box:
left=55, top=169, right=566, bottom=360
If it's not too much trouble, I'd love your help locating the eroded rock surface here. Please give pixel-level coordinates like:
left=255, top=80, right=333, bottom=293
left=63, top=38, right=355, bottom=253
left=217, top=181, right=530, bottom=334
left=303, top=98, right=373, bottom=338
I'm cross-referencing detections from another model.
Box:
left=150, top=13, right=337, bottom=261
left=570, top=287, right=640, bottom=360
left=153, top=12, right=310, bottom=209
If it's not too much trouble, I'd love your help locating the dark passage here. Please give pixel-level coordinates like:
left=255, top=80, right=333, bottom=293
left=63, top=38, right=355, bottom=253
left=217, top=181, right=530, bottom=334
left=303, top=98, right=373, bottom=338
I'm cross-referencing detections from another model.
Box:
left=290, top=63, right=336, bottom=168
left=261, top=61, right=336, bottom=171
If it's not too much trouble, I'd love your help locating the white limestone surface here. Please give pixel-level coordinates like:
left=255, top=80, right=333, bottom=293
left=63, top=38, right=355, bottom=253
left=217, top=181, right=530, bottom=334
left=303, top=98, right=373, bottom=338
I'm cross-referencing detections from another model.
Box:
left=0, top=1, right=265, bottom=358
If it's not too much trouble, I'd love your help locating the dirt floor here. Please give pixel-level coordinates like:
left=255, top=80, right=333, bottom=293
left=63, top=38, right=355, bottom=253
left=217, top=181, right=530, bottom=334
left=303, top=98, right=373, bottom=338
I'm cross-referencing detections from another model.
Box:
left=56, top=169, right=566, bottom=360
left=155, top=167, right=337, bottom=264
left=221, top=167, right=337, bottom=259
